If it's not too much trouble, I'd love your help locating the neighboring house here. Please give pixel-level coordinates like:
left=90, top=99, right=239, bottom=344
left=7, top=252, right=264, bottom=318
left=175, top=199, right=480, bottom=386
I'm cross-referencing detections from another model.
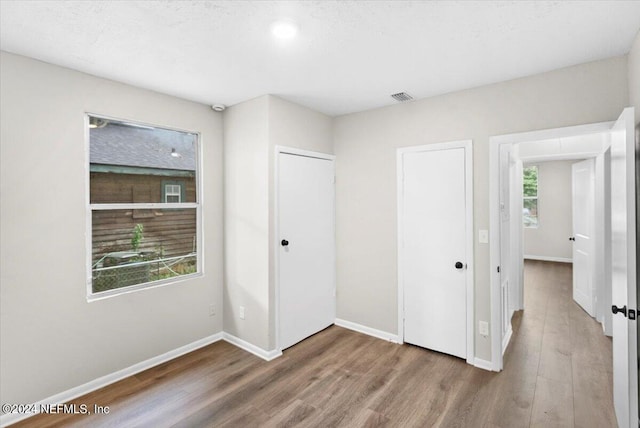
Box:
left=89, top=121, right=197, bottom=273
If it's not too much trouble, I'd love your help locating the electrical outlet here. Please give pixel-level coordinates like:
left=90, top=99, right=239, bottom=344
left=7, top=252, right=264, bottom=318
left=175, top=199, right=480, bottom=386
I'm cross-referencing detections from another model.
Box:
left=479, top=321, right=489, bottom=337
left=239, top=306, right=245, bottom=320
left=209, top=304, right=215, bottom=317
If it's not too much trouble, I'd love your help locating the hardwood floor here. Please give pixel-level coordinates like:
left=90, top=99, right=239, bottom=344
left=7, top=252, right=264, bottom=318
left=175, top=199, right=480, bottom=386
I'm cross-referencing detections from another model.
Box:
left=13, top=260, right=615, bottom=427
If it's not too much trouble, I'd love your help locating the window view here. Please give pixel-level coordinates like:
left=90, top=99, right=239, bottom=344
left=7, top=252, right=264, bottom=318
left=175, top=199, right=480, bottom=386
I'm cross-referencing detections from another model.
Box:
left=89, top=115, right=199, bottom=296
left=523, top=165, right=538, bottom=228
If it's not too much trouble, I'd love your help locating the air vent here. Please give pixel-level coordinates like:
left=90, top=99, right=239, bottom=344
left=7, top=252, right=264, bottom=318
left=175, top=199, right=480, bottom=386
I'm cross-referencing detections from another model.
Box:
left=391, top=92, right=413, bottom=102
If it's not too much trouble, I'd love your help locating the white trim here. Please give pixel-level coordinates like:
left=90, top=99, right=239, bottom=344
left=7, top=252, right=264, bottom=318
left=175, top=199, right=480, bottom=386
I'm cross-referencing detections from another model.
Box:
left=523, top=255, right=572, bottom=263
left=335, top=318, right=401, bottom=343
left=222, top=333, right=283, bottom=361
left=0, top=333, right=223, bottom=428
left=502, top=323, right=513, bottom=355
left=396, top=140, right=474, bottom=365
left=489, top=120, right=613, bottom=372
left=85, top=113, right=204, bottom=302
left=89, top=202, right=198, bottom=210
left=275, top=145, right=336, bottom=161
left=473, top=357, right=496, bottom=372
left=274, top=145, right=336, bottom=352
left=491, top=121, right=614, bottom=145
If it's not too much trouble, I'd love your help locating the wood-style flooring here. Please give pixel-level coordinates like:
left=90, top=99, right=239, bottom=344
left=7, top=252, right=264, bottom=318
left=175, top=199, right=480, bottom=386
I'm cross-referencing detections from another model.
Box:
left=13, top=260, right=615, bottom=427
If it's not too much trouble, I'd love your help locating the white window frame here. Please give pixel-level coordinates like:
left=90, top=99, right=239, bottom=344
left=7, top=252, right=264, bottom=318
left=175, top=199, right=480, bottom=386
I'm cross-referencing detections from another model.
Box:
left=523, top=165, right=539, bottom=228
left=164, top=184, right=182, bottom=203
left=85, top=113, right=203, bottom=301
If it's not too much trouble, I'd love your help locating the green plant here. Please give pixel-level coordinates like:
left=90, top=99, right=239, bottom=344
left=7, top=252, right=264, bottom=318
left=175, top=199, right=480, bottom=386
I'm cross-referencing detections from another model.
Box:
left=131, top=223, right=144, bottom=252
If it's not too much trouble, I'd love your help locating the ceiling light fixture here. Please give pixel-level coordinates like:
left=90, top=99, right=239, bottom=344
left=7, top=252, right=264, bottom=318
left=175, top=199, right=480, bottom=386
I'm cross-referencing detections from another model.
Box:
left=271, top=21, right=298, bottom=39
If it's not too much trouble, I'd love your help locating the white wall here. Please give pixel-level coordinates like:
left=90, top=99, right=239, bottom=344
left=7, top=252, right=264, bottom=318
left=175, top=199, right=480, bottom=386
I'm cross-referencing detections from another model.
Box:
left=223, top=95, right=333, bottom=351
left=223, top=96, right=271, bottom=350
left=629, top=29, right=640, bottom=125
left=523, top=160, right=574, bottom=261
left=333, top=56, right=628, bottom=362
left=0, top=52, right=224, bottom=405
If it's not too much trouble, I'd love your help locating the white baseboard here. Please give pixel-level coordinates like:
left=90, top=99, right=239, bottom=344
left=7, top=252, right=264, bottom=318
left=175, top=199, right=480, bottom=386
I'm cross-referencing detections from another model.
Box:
left=524, top=255, right=572, bottom=263
left=0, top=332, right=224, bottom=428
left=502, top=324, right=513, bottom=355
left=473, top=357, right=495, bottom=372
left=335, top=318, right=400, bottom=343
left=222, top=333, right=282, bottom=361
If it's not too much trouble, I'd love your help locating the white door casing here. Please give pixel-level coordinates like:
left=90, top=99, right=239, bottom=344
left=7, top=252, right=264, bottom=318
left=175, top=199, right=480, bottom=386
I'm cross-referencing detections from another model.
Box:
left=490, top=120, right=615, bottom=371
left=610, top=108, right=638, bottom=428
left=397, top=140, right=474, bottom=363
left=572, top=158, right=596, bottom=317
left=499, top=144, right=514, bottom=353
left=277, top=147, right=336, bottom=351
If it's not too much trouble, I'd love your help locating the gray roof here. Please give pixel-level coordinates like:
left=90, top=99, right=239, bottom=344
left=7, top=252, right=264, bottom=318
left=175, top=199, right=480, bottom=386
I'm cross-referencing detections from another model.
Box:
left=90, top=121, right=196, bottom=171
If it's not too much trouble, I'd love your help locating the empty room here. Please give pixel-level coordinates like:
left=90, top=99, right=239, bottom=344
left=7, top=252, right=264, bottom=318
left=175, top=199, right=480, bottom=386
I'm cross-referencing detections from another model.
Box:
left=1, top=1, right=639, bottom=427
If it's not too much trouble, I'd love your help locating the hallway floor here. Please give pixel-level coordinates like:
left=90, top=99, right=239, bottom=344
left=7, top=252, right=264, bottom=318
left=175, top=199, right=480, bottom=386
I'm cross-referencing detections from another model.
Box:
left=503, top=260, right=616, bottom=427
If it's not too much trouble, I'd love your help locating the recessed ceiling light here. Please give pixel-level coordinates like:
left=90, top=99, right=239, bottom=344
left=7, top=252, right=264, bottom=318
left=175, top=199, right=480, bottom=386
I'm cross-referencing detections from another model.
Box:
left=271, top=21, right=298, bottom=39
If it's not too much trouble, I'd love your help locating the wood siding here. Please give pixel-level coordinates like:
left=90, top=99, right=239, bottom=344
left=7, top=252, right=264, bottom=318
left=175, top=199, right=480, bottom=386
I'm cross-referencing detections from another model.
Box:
left=90, top=172, right=196, bottom=203
left=92, top=209, right=196, bottom=262
left=90, top=172, right=197, bottom=262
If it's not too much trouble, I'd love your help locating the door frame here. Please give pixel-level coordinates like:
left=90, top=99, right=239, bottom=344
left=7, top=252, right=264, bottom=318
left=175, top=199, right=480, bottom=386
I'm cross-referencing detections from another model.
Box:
left=274, top=145, right=336, bottom=352
left=489, top=121, right=614, bottom=371
left=397, top=140, right=474, bottom=365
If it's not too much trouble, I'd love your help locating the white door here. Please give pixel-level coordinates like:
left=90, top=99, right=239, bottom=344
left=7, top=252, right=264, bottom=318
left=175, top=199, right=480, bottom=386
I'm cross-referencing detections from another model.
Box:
left=571, top=158, right=595, bottom=317
left=610, top=108, right=638, bottom=428
left=278, top=150, right=335, bottom=350
left=400, top=142, right=471, bottom=360
left=499, top=144, right=513, bottom=348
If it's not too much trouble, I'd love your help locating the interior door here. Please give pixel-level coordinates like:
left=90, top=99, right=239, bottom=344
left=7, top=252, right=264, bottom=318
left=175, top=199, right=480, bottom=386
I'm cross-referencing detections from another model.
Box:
left=498, top=144, right=512, bottom=349
left=278, top=151, right=335, bottom=350
left=572, top=158, right=595, bottom=317
left=402, top=145, right=469, bottom=359
left=610, top=107, right=638, bottom=428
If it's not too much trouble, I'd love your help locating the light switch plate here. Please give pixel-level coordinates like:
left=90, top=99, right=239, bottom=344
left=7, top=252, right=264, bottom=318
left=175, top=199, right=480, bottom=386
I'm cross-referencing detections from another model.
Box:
left=479, top=321, right=489, bottom=336
left=479, top=229, right=489, bottom=244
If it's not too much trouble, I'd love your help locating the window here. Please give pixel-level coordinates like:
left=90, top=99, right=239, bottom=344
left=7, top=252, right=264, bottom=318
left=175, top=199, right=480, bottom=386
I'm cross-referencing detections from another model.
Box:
left=88, top=115, right=200, bottom=298
left=523, top=165, right=538, bottom=228
left=162, top=181, right=184, bottom=203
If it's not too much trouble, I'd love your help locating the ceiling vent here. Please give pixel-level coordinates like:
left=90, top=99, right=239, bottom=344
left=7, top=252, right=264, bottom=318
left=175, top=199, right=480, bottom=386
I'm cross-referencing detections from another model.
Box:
left=391, top=92, right=413, bottom=102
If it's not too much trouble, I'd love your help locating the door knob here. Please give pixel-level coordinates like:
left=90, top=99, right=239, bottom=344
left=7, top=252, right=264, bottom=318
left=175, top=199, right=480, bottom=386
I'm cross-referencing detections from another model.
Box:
left=455, top=261, right=464, bottom=269
left=281, top=239, right=289, bottom=247
left=612, top=305, right=627, bottom=317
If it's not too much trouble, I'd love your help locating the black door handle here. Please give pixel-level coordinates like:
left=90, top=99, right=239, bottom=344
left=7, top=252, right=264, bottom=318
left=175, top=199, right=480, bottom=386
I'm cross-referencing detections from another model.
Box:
left=612, top=305, right=627, bottom=317
left=569, top=237, right=575, bottom=241
left=455, top=262, right=464, bottom=269
left=281, top=239, right=289, bottom=247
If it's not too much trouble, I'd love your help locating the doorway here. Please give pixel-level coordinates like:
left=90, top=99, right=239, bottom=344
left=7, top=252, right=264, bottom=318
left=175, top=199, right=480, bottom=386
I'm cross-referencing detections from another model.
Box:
left=490, top=108, right=637, bottom=427
left=490, top=121, right=614, bottom=370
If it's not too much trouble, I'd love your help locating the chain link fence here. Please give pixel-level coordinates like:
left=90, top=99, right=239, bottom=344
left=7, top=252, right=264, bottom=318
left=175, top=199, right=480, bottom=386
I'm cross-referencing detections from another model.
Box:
left=92, top=253, right=197, bottom=293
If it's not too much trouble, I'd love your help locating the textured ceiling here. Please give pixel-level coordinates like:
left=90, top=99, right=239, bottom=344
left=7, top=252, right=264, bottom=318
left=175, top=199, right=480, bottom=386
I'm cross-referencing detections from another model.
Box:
left=1, top=1, right=639, bottom=116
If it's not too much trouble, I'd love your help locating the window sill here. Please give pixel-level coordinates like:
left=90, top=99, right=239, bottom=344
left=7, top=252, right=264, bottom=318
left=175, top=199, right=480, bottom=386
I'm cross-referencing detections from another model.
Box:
left=86, top=272, right=203, bottom=302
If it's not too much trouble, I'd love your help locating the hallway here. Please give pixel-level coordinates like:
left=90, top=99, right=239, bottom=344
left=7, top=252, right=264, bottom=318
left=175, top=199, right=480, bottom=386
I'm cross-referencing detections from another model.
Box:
left=504, top=260, right=616, bottom=427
